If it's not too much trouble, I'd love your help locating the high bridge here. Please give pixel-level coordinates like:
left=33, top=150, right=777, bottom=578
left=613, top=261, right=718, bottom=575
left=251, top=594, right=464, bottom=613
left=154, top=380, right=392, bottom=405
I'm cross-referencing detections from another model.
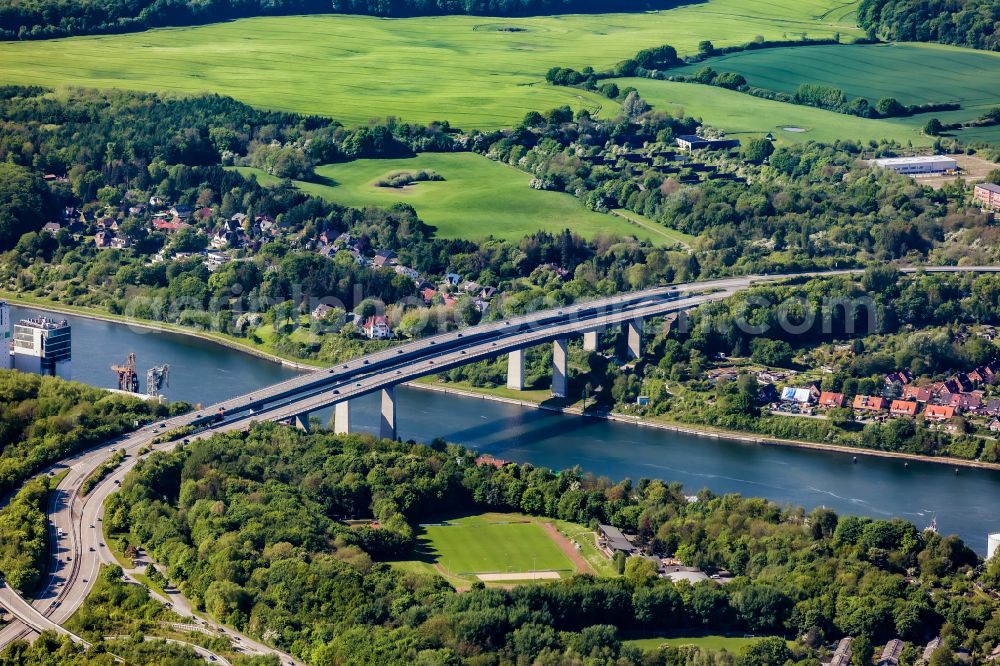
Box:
left=3, top=265, right=1000, bottom=658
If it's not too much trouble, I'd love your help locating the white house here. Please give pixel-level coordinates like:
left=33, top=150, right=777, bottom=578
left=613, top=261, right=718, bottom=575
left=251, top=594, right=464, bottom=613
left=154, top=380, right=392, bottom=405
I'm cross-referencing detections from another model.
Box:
left=362, top=315, right=391, bottom=340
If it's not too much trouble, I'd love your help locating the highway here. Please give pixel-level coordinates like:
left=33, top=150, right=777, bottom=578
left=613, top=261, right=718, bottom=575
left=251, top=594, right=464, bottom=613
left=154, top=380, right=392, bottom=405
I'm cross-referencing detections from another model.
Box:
left=2, top=266, right=998, bottom=662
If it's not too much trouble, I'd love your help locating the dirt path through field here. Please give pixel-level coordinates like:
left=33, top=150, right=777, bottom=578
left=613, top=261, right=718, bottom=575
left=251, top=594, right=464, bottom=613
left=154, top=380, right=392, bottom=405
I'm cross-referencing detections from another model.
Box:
left=542, top=522, right=595, bottom=574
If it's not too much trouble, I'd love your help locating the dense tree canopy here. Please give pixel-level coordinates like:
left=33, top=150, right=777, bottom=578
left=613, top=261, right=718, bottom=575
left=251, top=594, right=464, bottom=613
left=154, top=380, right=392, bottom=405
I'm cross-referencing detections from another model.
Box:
left=96, top=422, right=1000, bottom=664
left=858, top=0, right=1000, bottom=51
left=0, top=0, right=693, bottom=40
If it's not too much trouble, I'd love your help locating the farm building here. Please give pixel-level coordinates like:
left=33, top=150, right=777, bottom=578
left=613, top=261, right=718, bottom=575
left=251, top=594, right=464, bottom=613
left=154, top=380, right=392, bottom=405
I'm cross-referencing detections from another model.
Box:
left=974, top=183, right=1000, bottom=210
left=675, top=135, right=740, bottom=151
left=871, top=155, right=957, bottom=175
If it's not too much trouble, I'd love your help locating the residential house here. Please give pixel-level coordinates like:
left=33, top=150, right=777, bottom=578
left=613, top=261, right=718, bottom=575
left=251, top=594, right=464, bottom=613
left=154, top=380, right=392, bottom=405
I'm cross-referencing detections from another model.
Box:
left=890, top=400, right=919, bottom=417
left=596, top=524, right=636, bottom=558
left=110, top=236, right=131, bottom=249
left=94, top=230, right=114, bottom=249
left=826, top=637, right=853, bottom=666
left=42, top=222, right=61, bottom=234
left=362, top=315, right=392, bottom=340
left=986, top=643, right=1000, bottom=662
left=459, top=280, right=481, bottom=294
left=373, top=250, right=396, bottom=268
left=986, top=399, right=1000, bottom=416
left=878, top=639, right=904, bottom=666
left=444, top=272, right=461, bottom=286
left=474, top=454, right=510, bottom=469
left=903, top=386, right=933, bottom=403
left=924, top=405, right=956, bottom=422
left=919, top=637, right=942, bottom=666
left=148, top=196, right=164, bottom=207
left=312, top=303, right=337, bottom=320
left=394, top=265, right=419, bottom=280
left=853, top=395, right=889, bottom=412
left=480, top=286, right=497, bottom=300
left=885, top=370, right=912, bottom=386
left=256, top=215, right=277, bottom=236
left=818, top=391, right=845, bottom=409
left=758, top=383, right=779, bottom=403
left=170, top=204, right=192, bottom=219
left=950, top=392, right=983, bottom=412
left=420, top=287, right=438, bottom=305
left=205, top=252, right=230, bottom=268
left=152, top=217, right=191, bottom=233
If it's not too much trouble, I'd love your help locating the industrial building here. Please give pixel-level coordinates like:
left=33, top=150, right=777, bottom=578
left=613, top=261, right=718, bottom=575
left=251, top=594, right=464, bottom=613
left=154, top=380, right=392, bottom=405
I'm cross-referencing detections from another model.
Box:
left=871, top=155, right=957, bottom=175
left=12, top=315, right=72, bottom=379
left=989, top=533, right=1000, bottom=560
left=0, top=301, right=10, bottom=370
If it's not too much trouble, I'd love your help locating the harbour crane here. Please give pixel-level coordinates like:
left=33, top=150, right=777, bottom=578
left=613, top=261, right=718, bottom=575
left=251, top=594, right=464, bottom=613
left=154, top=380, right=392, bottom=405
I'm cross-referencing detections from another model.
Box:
left=146, top=364, right=169, bottom=398
left=111, top=353, right=139, bottom=393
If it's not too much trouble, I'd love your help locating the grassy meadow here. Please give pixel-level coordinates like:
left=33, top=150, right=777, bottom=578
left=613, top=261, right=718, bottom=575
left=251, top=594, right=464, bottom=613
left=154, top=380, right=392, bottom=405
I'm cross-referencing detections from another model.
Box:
left=665, top=42, right=1000, bottom=144
left=236, top=153, right=685, bottom=243
left=0, top=0, right=861, bottom=128
left=675, top=43, right=1000, bottom=112
left=624, top=634, right=787, bottom=653
left=613, top=77, right=934, bottom=146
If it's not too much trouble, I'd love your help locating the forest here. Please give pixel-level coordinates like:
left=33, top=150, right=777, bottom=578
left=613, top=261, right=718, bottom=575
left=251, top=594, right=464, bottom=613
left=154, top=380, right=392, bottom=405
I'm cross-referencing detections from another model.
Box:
left=0, top=369, right=186, bottom=499
left=84, top=422, right=1000, bottom=664
left=857, top=0, right=1000, bottom=51
left=0, top=0, right=692, bottom=40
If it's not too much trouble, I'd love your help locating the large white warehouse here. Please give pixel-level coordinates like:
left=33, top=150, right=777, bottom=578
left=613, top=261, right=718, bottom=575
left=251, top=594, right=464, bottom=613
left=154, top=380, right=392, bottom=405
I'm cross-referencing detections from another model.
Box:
left=871, top=155, right=958, bottom=175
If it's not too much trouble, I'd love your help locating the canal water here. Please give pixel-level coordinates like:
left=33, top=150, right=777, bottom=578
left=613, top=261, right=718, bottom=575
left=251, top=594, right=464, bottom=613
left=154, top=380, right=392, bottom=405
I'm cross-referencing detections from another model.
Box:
left=13, top=306, right=1000, bottom=553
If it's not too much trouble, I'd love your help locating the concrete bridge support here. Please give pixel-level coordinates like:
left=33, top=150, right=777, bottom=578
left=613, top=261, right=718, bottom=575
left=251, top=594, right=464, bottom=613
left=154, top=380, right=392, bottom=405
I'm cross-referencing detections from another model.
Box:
left=380, top=387, right=397, bottom=440
left=294, top=413, right=311, bottom=432
left=507, top=349, right=525, bottom=390
left=625, top=318, right=643, bottom=359
left=583, top=329, right=600, bottom=352
left=551, top=338, right=568, bottom=398
left=334, top=401, right=351, bottom=435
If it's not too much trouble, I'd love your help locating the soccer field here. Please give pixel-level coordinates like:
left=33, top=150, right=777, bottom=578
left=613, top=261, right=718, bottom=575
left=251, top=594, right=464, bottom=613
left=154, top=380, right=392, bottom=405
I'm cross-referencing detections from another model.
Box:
left=235, top=153, right=681, bottom=243
left=419, top=514, right=576, bottom=578
left=0, top=0, right=860, bottom=128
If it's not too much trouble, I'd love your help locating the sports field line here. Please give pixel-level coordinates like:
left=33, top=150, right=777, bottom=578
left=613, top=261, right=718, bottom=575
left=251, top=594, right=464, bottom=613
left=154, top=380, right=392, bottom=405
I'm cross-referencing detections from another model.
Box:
left=477, top=571, right=562, bottom=581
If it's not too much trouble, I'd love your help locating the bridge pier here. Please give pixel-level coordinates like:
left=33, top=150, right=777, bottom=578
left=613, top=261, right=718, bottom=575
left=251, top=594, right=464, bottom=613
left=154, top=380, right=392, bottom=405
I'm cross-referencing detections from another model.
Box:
left=379, top=387, right=397, bottom=440
left=507, top=349, right=525, bottom=390
left=583, top=329, right=600, bottom=352
left=294, top=413, right=311, bottom=432
left=625, top=318, right=643, bottom=359
left=334, top=401, right=351, bottom=435
left=551, top=338, right=568, bottom=398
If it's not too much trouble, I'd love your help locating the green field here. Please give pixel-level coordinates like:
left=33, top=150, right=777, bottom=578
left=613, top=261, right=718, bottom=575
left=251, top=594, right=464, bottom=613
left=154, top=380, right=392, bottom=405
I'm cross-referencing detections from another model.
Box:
left=411, top=513, right=577, bottom=580
left=0, top=0, right=860, bottom=128
left=613, top=77, right=933, bottom=145
left=667, top=42, right=1000, bottom=144
left=625, top=634, right=784, bottom=653
left=236, top=153, right=684, bottom=242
